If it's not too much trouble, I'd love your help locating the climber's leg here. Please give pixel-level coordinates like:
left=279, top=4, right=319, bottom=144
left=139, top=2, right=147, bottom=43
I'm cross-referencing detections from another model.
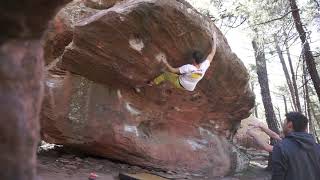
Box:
left=152, top=72, right=182, bottom=89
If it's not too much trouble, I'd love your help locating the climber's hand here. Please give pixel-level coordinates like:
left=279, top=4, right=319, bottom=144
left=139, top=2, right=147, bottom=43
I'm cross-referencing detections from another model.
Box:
left=207, top=30, right=217, bottom=63
left=162, top=59, right=179, bottom=74
left=162, top=58, right=168, bottom=64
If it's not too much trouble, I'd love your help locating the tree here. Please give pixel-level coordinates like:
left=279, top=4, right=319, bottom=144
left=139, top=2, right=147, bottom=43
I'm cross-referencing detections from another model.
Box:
left=207, top=0, right=289, bottom=127
left=288, top=0, right=320, bottom=103
left=251, top=81, right=259, bottom=118
left=283, top=95, right=288, bottom=114
left=252, top=38, right=280, bottom=169
left=273, top=35, right=298, bottom=111
left=249, top=64, right=260, bottom=118
left=276, top=85, right=291, bottom=113
left=283, top=32, right=302, bottom=113
left=303, top=62, right=315, bottom=134
left=252, top=39, right=280, bottom=134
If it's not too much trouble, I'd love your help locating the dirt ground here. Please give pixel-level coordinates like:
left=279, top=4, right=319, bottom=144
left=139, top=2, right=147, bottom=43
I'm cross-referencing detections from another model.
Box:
left=37, top=145, right=271, bottom=180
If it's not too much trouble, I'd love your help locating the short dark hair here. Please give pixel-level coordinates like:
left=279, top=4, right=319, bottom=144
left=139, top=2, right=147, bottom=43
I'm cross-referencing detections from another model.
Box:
left=192, top=51, right=205, bottom=64
left=285, top=112, right=308, bottom=132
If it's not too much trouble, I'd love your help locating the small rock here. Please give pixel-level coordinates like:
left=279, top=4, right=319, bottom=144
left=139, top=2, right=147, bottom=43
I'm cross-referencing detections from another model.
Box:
left=57, top=159, right=70, bottom=164
left=183, top=172, right=191, bottom=176
left=134, top=87, right=141, bottom=93
left=75, top=157, right=83, bottom=162
left=64, top=164, right=78, bottom=170
left=130, top=166, right=141, bottom=171
left=96, top=165, right=104, bottom=170
left=62, top=154, right=75, bottom=159
left=192, top=173, right=203, bottom=177
left=120, top=164, right=128, bottom=169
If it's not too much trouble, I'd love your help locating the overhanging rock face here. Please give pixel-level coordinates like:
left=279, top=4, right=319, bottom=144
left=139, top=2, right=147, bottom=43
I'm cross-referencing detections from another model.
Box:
left=41, top=0, right=255, bottom=177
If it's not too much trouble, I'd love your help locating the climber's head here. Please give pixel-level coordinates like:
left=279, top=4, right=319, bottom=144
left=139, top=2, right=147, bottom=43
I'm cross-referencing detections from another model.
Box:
left=192, top=51, right=205, bottom=65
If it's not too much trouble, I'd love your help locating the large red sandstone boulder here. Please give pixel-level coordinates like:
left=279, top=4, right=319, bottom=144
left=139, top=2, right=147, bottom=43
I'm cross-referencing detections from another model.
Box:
left=41, top=0, right=255, bottom=177
left=0, top=0, right=70, bottom=179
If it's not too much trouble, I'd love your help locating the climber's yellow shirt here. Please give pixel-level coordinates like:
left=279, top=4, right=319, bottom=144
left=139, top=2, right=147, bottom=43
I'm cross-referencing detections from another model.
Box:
left=178, top=60, right=210, bottom=91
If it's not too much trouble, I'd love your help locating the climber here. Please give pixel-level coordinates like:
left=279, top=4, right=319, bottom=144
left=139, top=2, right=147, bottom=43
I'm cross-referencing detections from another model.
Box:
left=148, top=31, right=217, bottom=91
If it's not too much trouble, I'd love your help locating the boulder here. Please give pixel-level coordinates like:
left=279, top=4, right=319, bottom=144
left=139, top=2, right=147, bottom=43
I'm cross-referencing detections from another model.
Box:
left=41, top=0, right=255, bottom=177
left=0, top=0, right=70, bottom=179
left=233, top=116, right=270, bottom=149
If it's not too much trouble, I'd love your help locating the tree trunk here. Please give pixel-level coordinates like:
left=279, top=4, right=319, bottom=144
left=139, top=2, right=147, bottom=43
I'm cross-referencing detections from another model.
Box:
left=303, top=62, right=314, bottom=134
left=284, top=33, right=302, bottom=112
left=289, top=0, right=320, bottom=103
left=275, top=106, right=282, bottom=123
left=283, top=95, right=288, bottom=114
left=274, top=35, right=297, bottom=111
left=288, top=93, right=295, bottom=111
left=251, top=81, right=259, bottom=118
left=303, top=84, right=307, bottom=116
left=313, top=0, right=320, bottom=11
left=310, top=104, right=320, bottom=143
left=254, top=105, right=259, bottom=118
left=252, top=39, right=280, bottom=170
left=309, top=83, right=320, bottom=141
left=252, top=39, right=280, bottom=135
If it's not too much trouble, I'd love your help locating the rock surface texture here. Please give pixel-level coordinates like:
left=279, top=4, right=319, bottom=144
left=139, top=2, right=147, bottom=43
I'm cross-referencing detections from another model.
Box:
left=0, top=0, right=70, bottom=179
left=41, top=0, right=255, bottom=177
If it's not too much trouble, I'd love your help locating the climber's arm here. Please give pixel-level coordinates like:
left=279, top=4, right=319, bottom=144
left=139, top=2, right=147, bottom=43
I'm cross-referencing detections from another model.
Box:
left=207, top=31, right=217, bottom=63
left=247, top=128, right=274, bottom=152
left=250, top=122, right=282, bottom=141
left=260, top=125, right=282, bottom=141
left=162, top=59, right=180, bottom=74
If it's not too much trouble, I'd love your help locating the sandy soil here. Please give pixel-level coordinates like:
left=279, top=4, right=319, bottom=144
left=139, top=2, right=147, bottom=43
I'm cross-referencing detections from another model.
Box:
left=37, top=146, right=271, bottom=180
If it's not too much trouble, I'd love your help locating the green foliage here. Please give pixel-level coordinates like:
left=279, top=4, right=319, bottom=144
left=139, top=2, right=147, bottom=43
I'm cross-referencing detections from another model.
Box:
left=204, top=0, right=320, bottom=49
left=301, top=0, right=320, bottom=30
